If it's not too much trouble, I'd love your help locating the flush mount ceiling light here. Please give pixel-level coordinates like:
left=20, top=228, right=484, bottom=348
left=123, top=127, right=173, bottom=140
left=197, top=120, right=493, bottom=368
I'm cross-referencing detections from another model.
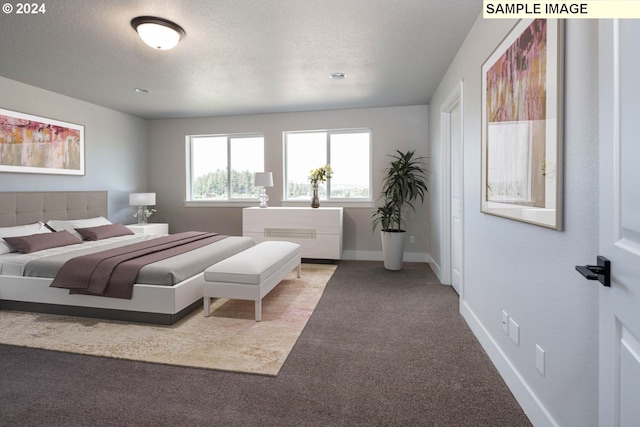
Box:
left=330, top=72, right=346, bottom=80
left=131, top=16, right=185, bottom=50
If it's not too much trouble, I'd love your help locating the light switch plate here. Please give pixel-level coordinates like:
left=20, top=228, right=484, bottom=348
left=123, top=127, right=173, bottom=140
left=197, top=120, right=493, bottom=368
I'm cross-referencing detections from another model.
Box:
left=508, top=318, right=519, bottom=346
left=502, top=310, right=509, bottom=335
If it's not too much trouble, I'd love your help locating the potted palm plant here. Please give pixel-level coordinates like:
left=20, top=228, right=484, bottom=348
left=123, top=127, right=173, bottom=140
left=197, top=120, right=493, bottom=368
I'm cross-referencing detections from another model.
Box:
left=372, top=150, right=428, bottom=270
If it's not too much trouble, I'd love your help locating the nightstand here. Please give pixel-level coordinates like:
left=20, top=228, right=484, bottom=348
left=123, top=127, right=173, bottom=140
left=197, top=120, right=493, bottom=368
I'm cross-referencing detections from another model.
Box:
left=126, top=223, right=169, bottom=235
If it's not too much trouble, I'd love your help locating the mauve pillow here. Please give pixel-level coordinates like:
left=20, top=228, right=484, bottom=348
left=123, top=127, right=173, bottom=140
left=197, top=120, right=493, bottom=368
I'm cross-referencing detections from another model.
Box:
left=75, top=223, right=134, bottom=241
left=0, top=222, right=51, bottom=254
left=3, top=230, right=82, bottom=254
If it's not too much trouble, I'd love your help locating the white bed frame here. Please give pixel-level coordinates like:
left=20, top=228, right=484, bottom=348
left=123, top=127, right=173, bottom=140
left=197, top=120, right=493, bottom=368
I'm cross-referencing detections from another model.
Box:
left=0, top=272, right=207, bottom=324
left=0, top=191, right=230, bottom=324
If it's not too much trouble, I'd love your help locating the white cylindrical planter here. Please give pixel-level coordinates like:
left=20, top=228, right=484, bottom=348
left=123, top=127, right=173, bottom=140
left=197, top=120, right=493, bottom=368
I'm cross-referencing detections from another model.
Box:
left=381, top=230, right=406, bottom=271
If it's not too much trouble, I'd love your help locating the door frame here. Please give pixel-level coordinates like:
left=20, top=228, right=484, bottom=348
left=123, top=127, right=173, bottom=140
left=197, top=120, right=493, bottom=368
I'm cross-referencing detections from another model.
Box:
left=440, top=79, right=464, bottom=295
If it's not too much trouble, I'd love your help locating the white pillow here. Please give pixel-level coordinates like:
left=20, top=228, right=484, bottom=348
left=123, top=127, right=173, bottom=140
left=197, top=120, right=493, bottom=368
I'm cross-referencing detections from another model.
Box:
left=0, top=221, right=52, bottom=255
left=46, top=216, right=112, bottom=239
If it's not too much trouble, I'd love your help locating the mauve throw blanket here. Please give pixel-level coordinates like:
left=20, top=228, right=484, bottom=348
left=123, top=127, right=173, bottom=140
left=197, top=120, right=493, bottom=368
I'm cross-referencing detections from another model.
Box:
left=50, top=232, right=228, bottom=299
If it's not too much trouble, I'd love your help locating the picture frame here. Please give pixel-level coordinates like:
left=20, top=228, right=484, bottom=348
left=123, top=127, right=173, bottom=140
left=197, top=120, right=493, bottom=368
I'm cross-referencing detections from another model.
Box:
left=0, top=108, right=85, bottom=175
left=481, top=19, right=564, bottom=230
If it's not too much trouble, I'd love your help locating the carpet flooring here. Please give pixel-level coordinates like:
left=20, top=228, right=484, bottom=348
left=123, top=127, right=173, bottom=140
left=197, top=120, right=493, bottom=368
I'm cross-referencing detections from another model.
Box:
left=0, top=261, right=532, bottom=427
left=0, top=264, right=336, bottom=376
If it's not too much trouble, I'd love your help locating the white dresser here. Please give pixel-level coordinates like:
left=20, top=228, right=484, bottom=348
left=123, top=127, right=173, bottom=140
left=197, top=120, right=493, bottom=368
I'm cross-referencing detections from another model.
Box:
left=242, top=207, right=343, bottom=260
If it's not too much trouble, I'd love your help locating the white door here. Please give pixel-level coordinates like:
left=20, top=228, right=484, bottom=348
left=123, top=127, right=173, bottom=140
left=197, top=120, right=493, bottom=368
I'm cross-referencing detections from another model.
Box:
left=598, top=19, right=640, bottom=427
left=440, top=82, right=463, bottom=294
left=450, top=101, right=463, bottom=295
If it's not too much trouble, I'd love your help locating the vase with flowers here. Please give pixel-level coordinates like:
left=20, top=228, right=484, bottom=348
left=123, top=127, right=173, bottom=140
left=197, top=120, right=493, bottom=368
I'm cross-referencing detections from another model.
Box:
left=309, top=165, right=333, bottom=208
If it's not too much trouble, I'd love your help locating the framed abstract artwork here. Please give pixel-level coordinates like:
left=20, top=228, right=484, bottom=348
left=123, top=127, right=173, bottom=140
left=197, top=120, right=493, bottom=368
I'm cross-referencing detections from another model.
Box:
left=0, top=108, right=85, bottom=175
left=481, top=19, right=564, bottom=230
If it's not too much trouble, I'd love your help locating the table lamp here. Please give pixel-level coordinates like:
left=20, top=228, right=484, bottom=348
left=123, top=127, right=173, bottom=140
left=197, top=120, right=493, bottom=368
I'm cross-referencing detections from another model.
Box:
left=254, top=172, right=273, bottom=208
left=129, top=192, right=156, bottom=224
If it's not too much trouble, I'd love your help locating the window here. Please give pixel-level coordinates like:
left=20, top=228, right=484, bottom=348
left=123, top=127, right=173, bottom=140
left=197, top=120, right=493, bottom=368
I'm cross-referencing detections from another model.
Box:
left=284, top=129, right=371, bottom=201
left=186, top=134, right=264, bottom=201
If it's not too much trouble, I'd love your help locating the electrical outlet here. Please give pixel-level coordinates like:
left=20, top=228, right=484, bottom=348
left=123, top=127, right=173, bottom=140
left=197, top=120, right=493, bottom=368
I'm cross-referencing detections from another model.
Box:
left=502, top=310, right=509, bottom=335
left=508, top=318, right=520, bottom=346
left=536, top=345, right=545, bottom=376
left=409, top=235, right=416, bottom=244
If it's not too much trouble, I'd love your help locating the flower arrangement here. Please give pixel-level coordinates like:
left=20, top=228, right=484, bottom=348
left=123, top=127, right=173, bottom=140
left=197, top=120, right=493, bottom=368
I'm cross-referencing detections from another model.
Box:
left=309, top=165, right=333, bottom=186
left=133, top=207, right=156, bottom=219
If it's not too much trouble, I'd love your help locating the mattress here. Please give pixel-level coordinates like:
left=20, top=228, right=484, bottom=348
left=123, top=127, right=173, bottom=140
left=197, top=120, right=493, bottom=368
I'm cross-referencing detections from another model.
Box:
left=0, top=234, right=255, bottom=286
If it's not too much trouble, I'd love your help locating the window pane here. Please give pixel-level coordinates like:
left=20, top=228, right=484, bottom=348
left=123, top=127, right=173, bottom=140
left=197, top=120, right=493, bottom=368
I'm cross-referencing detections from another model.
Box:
left=286, top=132, right=327, bottom=199
left=188, top=134, right=264, bottom=202
left=191, top=136, right=227, bottom=200
left=230, top=136, right=264, bottom=199
left=283, top=129, right=371, bottom=201
left=330, top=132, right=370, bottom=199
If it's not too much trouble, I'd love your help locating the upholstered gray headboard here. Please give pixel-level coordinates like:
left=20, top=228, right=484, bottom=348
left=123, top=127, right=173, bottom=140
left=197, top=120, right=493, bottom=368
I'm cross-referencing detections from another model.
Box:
left=0, top=191, right=108, bottom=227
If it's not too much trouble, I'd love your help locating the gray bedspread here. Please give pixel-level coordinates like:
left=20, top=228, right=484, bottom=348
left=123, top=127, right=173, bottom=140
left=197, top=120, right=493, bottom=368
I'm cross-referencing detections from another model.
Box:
left=24, top=235, right=255, bottom=286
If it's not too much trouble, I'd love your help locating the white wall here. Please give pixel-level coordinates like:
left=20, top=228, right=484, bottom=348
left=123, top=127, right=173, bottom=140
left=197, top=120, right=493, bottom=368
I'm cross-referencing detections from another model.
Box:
left=428, top=18, right=599, bottom=427
left=0, top=76, right=148, bottom=223
left=147, top=105, right=429, bottom=259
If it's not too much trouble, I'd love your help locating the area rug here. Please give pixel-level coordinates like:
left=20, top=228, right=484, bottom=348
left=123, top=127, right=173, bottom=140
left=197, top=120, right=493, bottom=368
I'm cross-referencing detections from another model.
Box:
left=0, top=263, right=336, bottom=376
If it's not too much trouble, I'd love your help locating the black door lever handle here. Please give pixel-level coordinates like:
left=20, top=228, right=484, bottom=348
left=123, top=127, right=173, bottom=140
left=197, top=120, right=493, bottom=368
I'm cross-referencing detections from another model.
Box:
left=575, top=256, right=610, bottom=287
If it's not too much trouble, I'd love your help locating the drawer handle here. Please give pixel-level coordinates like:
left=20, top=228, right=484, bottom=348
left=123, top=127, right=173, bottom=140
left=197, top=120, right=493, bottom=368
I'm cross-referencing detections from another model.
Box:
left=264, top=228, right=317, bottom=239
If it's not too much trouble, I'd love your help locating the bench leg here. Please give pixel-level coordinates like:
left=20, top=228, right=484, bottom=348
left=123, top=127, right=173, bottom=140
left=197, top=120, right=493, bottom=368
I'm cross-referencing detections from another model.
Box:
left=297, top=263, right=301, bottom=278
left=255, top=300, right=262, bottom=322
left=204, top=296, right=211, bottom=317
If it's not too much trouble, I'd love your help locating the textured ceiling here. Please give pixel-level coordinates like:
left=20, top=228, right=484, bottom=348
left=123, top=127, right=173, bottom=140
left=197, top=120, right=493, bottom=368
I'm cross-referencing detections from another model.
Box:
left=0, top=0, right=481, bottom=119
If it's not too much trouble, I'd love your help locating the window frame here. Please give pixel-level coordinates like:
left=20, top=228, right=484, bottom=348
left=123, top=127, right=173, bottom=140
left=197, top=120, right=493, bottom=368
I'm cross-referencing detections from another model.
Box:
left=185, top=132, right=265, bottom=206
left=283, top=128, right=373, bottom=204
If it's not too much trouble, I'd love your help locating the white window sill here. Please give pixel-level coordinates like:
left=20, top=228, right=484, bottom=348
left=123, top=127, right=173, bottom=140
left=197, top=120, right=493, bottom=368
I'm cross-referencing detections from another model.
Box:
left=184, top=201, right=258, bottom=208
left=185, top=200, right=375, bottom=209
left=281, top=200, right=374, bottom=209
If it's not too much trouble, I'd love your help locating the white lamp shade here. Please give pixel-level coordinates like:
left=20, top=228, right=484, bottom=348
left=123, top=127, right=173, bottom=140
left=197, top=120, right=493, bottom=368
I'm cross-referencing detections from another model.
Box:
left=129, top=192, right=156, bottom=206
left=131, top=17, right=185, bottom=50
left=136, top=23, right=181, bottom=50
left=254, top=172, right=273, bottom=187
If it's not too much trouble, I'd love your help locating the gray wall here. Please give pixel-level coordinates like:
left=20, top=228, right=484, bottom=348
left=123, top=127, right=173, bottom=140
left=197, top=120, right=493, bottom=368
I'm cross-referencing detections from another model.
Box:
left=0, top=76, right=148, bottom=223
left=0, top=73, right=430, bottom=260
left=428, top=17, right=599, bottom=427
left=147, top=105, right=429, bottom=260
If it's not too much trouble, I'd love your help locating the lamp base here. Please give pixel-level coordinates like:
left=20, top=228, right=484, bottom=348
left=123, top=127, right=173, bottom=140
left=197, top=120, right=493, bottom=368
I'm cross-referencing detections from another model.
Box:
left=137, top=206, right=148, bottom=224
left=258, top=188, right=269, bottom=208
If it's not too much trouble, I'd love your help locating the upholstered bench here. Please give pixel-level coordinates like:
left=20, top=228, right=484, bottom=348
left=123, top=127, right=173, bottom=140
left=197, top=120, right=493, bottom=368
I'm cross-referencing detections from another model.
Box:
left=203, top=241, right=301, bottom=321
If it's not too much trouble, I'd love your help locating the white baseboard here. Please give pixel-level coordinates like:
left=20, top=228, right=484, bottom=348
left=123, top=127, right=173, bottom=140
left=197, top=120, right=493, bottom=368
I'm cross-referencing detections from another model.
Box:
left=460, top=300, right=558, bottom=427
left=428, top=257, right=443, bottom=281
left=341, top=250, right=429, bottom=263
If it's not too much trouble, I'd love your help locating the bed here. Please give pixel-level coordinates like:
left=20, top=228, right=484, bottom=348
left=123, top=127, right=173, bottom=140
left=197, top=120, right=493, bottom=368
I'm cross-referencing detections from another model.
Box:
left=0, top=191, right=255, bottom=324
